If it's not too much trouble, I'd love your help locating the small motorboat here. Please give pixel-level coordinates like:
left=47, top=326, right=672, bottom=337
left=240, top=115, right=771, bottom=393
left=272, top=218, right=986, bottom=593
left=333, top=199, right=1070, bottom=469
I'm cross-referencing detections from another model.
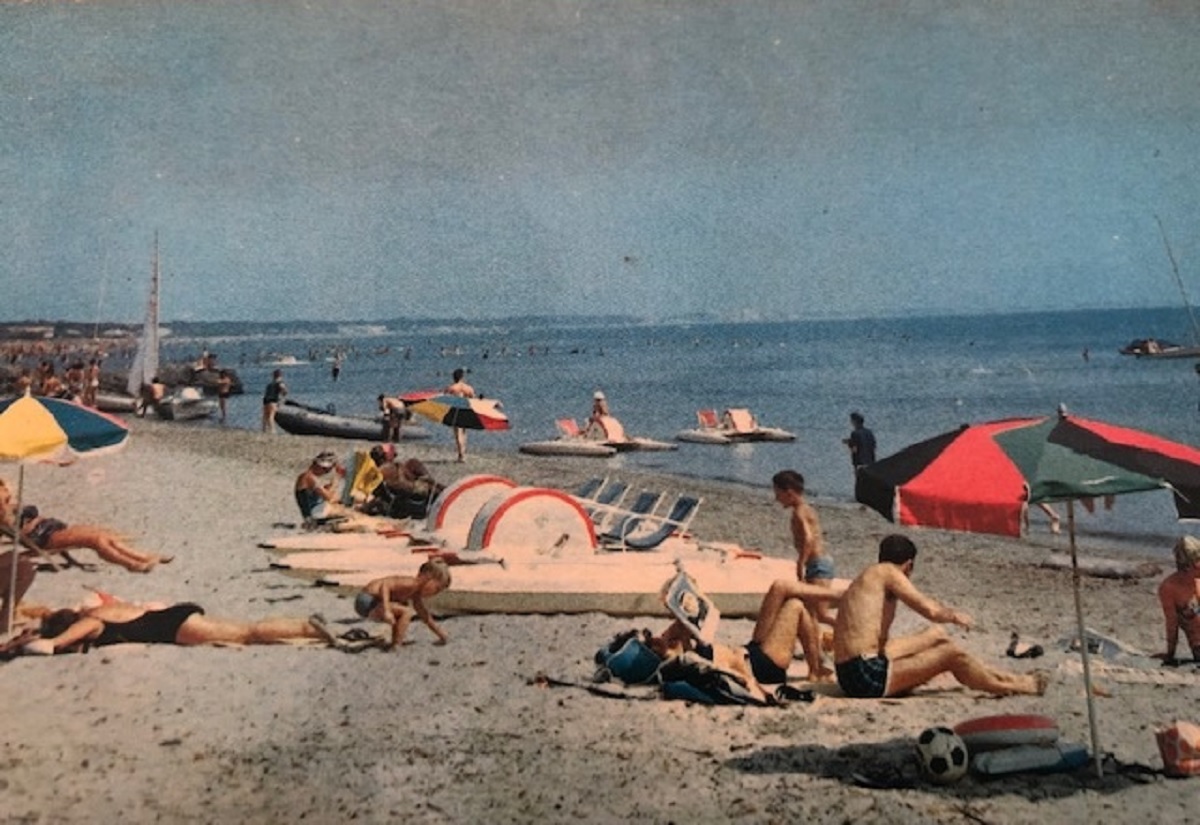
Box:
left=154, top=386, right=217, bottom=421
left=274, top=399, right=430, bottom=441
left=94, top=391, right=138, bottom=414
left=676, top=408, right=796, bottom=444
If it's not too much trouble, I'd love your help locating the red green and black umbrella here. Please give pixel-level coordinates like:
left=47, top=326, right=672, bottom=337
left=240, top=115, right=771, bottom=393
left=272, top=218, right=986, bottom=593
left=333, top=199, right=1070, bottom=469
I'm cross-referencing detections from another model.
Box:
left=855, top=413, right=1200, bottom=538
left=855, top=409, right=1200, bottom=775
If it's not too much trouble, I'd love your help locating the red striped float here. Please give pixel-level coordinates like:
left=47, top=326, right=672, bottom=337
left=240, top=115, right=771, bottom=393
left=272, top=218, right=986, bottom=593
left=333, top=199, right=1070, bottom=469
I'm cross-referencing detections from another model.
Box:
left=953, top=714, right=1059, bottom=752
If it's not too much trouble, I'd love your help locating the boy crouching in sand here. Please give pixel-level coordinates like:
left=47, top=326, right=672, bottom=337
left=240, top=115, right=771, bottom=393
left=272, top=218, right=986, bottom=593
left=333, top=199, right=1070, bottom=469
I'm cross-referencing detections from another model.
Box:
left=355, top=559, right=451, bottom=649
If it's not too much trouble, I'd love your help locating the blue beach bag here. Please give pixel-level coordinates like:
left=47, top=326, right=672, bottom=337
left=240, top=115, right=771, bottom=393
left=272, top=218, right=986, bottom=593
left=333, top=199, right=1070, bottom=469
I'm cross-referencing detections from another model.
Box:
left=594, top=632, right=662, bottom=685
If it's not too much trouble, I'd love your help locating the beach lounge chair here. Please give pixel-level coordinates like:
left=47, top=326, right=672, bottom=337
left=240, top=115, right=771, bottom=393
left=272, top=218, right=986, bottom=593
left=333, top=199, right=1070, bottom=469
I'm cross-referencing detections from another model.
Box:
left=696, top=409, right=721, bottom=430
left=723, top=408, right=758, bottom=434
left=580, top=478, right=631, bottom=526
left=604, top=494, right=703, bottom=551
left=573, top=476, right=606, bottom=500
left=599, top=490, right=669, bottom=544
left=595, top=415, right=627, bottom=442
left=556, top=418, right=584, bottom=438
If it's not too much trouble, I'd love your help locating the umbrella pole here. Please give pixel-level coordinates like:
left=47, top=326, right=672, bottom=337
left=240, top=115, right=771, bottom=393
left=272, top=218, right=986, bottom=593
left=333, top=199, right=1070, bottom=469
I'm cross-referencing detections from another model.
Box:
left=4, top=464, right=24, bottom=641
left=1068, top=500, right=1103, bottom=777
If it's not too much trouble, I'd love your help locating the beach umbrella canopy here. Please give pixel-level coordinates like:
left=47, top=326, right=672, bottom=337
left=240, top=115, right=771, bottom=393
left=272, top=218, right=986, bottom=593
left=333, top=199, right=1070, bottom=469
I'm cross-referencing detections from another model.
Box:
left=0, top=393, right=130, bottom=637
left=854, top=409, right=1200, bottom=776
left=407, top=394, right=509, bottom=431
left=855, top=413, right=1200, bottom=537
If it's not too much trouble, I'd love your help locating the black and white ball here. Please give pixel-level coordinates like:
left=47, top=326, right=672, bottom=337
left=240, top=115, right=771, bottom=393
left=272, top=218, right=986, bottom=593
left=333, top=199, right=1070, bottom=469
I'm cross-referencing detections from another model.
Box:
left=915, top=726, right=969, bottom=784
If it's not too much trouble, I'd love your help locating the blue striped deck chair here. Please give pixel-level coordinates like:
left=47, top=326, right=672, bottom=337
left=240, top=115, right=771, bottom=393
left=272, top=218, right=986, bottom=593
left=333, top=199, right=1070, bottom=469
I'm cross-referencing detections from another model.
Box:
left=598, top=489, right=666, bottom=543
left=607, top=494, right=703, bottom=551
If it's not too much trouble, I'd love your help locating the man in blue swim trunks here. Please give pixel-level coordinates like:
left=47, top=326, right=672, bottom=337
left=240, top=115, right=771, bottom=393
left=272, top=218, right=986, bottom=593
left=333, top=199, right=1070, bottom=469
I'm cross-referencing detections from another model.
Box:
left=833, top=534, right=1048, bottom=699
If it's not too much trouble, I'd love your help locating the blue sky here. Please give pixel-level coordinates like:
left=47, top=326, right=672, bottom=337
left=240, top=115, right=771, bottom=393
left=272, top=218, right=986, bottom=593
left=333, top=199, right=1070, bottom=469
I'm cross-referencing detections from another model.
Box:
left=3, top=1, right=1199, bottom=323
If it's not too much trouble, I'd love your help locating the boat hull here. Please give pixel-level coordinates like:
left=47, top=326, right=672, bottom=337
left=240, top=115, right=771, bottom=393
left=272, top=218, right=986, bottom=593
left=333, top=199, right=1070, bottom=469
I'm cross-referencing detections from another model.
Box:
left=154, top=397, right=217, bottom=421
left=275, top=403, right=430, bottom=441
left=519, top=439, right=617, bottom=457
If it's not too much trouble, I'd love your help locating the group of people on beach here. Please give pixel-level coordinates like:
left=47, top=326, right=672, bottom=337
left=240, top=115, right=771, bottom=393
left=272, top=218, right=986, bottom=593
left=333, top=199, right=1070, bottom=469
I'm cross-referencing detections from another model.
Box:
left=642, top=468, right=1051, bottom=705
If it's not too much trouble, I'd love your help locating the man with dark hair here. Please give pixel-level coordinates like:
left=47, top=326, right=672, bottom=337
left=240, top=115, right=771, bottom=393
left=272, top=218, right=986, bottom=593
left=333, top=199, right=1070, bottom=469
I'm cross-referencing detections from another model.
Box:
left=833, top=534, right=1047, bottom=698
left=843, top=411, right=877, bottom=471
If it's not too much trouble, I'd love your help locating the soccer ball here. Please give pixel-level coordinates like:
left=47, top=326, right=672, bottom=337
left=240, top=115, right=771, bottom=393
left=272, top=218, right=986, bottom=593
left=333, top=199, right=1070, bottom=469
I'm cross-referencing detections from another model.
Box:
left=915, top=726, right=969, bottom=784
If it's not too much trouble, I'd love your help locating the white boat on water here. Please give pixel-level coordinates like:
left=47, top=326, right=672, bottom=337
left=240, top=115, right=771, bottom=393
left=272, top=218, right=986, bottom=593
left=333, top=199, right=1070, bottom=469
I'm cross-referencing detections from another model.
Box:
left=263, top=473, right=794, bottom=617
left=519, top=416, right=676, bottom=458
left=676, top=408, right=796, bottom=444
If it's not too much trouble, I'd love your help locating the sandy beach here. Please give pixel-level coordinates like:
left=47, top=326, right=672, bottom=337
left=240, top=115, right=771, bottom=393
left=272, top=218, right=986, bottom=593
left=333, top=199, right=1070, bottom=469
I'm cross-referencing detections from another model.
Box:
left=2, top=419, right=1197, bottom=824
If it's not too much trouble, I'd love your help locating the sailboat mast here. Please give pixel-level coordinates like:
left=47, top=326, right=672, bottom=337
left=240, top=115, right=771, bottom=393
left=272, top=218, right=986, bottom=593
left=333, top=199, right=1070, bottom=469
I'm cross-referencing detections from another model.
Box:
left=1154, top=214, right=1200, bottom=345
left=125, top=234, right=162, bottom=397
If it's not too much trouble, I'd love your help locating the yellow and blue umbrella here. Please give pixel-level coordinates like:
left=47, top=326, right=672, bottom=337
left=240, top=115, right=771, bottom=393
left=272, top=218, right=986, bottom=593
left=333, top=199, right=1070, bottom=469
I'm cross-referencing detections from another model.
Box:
left=0, top=393, right=130, bottom=637
left=0, top=393, right=130, bottom=464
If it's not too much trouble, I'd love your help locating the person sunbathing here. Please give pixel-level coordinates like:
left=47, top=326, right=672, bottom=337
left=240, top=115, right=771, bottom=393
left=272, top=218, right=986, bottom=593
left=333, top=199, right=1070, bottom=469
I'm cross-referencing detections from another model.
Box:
left=24, top=598, right=334, bottom=654
left=833, top=533, right=1048, bottom=698
left=646, top=580, right=833, bottom=701
left=354, top=559, right=451, bottom=649
left=17, top=505, right=171, bottom=573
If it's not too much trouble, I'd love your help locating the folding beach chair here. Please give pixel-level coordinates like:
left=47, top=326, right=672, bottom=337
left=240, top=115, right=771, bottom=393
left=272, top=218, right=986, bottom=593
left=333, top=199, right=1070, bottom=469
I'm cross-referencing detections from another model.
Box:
left=723, top=408, right=758, bottom=434
left=696, top=409, right=721, bottom=430
left=579, top=478, right=631, bottom=526
left=605, top=494, right=703, bottom=551
left=556, top=418, right=584, bottom=438
left=598, top=489, right=667, bottom=543
left=573, top=476, right=606, bottom=501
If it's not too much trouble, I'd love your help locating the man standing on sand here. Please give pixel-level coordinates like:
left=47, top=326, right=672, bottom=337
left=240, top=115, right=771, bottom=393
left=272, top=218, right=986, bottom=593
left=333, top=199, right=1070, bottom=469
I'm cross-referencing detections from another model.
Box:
left=1157, top=535, right=1200, bottom=664
left=771, top=469, right=838, bottom=680
left=833, top=534, right=1048, bottom=698
left=444, top=367, right=475, bottom=462
left=262, top=369, right=287, bottom=433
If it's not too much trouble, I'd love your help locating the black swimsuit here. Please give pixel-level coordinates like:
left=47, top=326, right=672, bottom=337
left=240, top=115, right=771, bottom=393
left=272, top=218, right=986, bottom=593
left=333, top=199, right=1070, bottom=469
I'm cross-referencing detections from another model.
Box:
left=93, top=603, right=205, bottom=646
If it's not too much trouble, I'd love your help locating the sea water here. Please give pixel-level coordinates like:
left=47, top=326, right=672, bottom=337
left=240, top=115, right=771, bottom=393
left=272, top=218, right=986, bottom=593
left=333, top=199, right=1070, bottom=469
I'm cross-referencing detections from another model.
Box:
left=162, top=306, right=1200, bottom=558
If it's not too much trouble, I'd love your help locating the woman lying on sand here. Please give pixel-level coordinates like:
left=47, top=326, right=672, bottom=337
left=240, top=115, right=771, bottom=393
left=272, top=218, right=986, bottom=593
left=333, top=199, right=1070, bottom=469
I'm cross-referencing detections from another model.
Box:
left=24, top=599, right=333, bottom=654
left=0, top=480, right=171, bottom=573
left=18, top=505, right=172, bottom=573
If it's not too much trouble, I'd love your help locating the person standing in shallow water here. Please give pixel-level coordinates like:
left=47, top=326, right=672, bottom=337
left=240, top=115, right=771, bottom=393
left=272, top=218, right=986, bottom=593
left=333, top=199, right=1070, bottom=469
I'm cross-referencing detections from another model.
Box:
left=844, top=411, right=877, bottom=472
left=262, top=369, right=287, bottom=433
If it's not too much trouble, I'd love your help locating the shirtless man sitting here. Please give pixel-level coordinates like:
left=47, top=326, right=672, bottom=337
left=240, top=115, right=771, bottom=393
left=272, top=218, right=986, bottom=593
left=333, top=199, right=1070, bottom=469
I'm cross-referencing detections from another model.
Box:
left=833, top=534, right=1048, bottom=698
left=1157, top=535, right=1200, bottom=664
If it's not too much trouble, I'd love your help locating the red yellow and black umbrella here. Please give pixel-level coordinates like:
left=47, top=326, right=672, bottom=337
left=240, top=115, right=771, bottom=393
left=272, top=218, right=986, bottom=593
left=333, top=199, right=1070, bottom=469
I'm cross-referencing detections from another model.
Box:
left=406, top=394, right=509, bottom=431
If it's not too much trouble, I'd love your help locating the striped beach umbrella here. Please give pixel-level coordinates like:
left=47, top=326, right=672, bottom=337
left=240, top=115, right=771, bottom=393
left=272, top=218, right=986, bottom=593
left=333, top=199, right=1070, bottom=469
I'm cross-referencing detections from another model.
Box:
left=0, top=392, right=130, bottom=637
left=407, top=394, right=509, bottom=431
left=855, top=408, right=1200, bottom=776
